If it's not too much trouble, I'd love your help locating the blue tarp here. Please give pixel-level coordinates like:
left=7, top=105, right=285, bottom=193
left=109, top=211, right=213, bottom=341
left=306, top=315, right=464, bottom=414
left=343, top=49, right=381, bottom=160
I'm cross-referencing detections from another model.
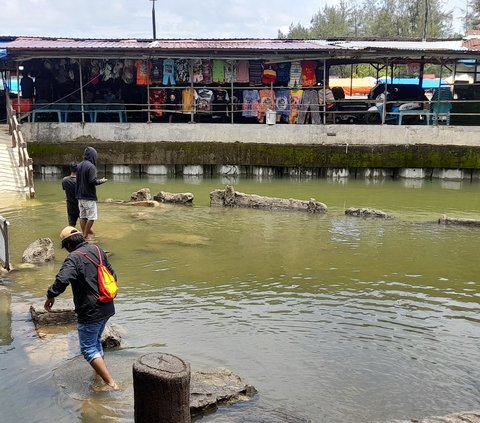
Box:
left=0, top=48, right=7, bottom=59
left=377, top=77, right=448, bottom=89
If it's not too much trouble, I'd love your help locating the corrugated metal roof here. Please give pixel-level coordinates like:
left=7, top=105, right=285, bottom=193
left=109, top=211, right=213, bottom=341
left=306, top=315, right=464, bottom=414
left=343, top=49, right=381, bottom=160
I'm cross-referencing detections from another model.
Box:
left=332, top=40, right=466, bottom=51
left=5, top=37, right=337, bottom=51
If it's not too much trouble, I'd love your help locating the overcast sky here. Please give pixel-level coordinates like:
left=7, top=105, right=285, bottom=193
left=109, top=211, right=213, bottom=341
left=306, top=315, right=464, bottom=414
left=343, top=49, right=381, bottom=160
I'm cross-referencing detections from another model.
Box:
left=1, top=0, right=467, bottom=39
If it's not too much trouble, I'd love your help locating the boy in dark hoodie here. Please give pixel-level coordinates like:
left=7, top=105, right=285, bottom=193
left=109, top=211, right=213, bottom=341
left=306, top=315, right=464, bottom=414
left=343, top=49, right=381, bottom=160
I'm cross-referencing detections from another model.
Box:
left=76, top=146, right=107, bottom=240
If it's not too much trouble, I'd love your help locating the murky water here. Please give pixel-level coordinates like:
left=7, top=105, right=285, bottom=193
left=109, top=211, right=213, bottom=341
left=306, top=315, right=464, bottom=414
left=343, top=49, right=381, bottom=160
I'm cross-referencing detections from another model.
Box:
left=0, top=175, right=479, bottom=423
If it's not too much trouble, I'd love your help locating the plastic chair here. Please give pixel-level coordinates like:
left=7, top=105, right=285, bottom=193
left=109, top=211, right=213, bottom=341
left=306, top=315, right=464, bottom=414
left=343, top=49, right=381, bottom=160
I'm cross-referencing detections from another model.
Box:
left=430, top=88, right=452, bottom=125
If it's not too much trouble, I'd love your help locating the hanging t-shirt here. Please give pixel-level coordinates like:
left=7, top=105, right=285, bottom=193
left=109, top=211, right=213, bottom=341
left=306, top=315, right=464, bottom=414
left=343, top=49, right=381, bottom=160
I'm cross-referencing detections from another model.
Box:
left=163, top=59, right=176, bottom=86
left=135, top=60, right=152, bottom=86
left=192, top=59, right=203, bottom=83
left=275, top=89, right=290, bottom=122
left=212, top=60, right=226, bottom=83
left=288, top=61, right=302, bottom=88
left=196, top=88, right=214, bottom=114
left=225, top=60, right=237, bottom=83
left=175, top=59, right=190, bottom=84
left=150, top=59, right=163, bottom=84
left=258, top=89, right=275, bottom=122
left=262, top=64, right=277, bottom=85
left=289, top=89, right=304, bottom=124
left=242, top=90, right=260, bottom=118
left=212, top=89, right=229, bottom=114
left=236, top=61, right=250, bottom=83
left=249, top=60, right=263, bottom=86
left=182, top=87, right=198, bottom=113
left=201, top=59, right=212, bottom=84
left=301, top=61, right=317, bottom=87
left=276, top=63, right=291, bottom=86
left=149, top=89, right=166, bottom=118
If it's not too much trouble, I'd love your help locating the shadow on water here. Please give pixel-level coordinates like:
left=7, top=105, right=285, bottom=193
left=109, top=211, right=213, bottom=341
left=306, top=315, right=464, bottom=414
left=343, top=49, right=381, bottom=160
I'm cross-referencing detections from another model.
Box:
left=0, top=175, right=480, bottom=422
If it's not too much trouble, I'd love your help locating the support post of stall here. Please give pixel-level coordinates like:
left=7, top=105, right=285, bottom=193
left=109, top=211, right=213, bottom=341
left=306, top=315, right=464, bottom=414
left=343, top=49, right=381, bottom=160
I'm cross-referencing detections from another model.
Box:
left=133, top=352, right=191, bottom=423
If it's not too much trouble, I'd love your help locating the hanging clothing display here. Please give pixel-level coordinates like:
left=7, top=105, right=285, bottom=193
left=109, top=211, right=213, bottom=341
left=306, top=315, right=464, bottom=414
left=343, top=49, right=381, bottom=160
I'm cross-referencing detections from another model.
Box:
left=182, top=87, right=198, bottom=114
left=212, top=59, right=226, bottom=83
left=175, top=59, right=190, bottom=84
left=135, top=60, right=152, bottom=86
left=288, top=61, right=302, bottom=88
left=149, top=89, right=166, bottom=118
left=275, top=89, right=290, bottom=122
left=122, top=59, right=135, bottom=84
left=192, top=59, right=203, bottom=83
left=242, top=90, right=260, bottom=118
left=301, top=61, right=317, bottom=87
left=162, top=59, right=176, bottom=86
left=201, top=59, right=212, bottom=84
left=249, top=60, right=263, bottom=86
left=236, top=61, right=250, bottom=83
left=262, top=64, right=277, bottom=85
left=289, top=89, right=304, bottom=124
left=257, top=89, right=275, bottom=123
left=276, top=63, right=291, bottom=86
left=225, top=60, right=237, bottom=83
left=197, top=88, right=214, bottom=114
left=151, top=59, right=163, bottom=84
left=212, top=89, right=229, bottom=116
left=297, top=89, right=321, bottom=124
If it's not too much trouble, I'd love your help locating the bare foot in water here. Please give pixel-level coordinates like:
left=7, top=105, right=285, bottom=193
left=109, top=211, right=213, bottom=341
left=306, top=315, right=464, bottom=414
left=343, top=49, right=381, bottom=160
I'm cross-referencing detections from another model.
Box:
left=91, top=381, right=120, bottom=392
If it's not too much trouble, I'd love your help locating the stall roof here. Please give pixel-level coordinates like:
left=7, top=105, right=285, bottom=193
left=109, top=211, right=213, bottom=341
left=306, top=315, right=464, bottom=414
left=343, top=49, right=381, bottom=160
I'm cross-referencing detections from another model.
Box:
left=0, top=36, right=476, bottom=62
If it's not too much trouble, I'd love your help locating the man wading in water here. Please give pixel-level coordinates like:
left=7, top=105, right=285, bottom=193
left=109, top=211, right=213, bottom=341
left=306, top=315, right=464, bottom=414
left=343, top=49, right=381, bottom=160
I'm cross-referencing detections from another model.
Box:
left=76, top=146, right=107, bottom=241
left=44, top=226, right=119, bottom=390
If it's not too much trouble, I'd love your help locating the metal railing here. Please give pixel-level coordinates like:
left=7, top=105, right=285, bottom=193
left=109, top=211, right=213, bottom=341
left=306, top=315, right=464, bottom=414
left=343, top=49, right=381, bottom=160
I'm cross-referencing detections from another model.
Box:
left=0, top=216, right=10, bottom=271
left=6, top=94, right=35, bottom=199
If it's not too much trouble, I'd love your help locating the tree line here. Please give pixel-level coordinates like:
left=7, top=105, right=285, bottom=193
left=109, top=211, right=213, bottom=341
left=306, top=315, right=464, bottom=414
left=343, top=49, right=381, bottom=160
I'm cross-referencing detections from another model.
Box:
left=278, top=0, right=479, bottom=39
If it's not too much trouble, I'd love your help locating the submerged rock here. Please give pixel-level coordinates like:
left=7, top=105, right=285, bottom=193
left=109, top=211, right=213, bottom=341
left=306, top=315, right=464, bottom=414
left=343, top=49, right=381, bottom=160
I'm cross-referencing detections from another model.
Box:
left=380, top=410, right=480, bottom=423
left=210, top=185, right=327, bottom=214
left=154, top=191, right=194, bottom=204
left=190, top=367, right=257, bottom=416
left=22, top=238, right=55, bottom=263
left=438, top=214, right=480, bottom=227
left=345, top=207, right=392, bottom=218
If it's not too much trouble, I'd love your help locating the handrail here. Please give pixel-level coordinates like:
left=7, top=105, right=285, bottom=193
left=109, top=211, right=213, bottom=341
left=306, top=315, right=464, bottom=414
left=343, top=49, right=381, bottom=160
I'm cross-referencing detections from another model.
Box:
left=5, top=95, right=35, bottom=199
left=0, top=216, right=10, bottom=271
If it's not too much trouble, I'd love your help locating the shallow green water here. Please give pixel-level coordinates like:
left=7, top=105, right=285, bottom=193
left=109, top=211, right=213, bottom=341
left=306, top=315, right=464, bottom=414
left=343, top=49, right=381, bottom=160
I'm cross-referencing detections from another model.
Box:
left=0, top=175, right=479, bottom=423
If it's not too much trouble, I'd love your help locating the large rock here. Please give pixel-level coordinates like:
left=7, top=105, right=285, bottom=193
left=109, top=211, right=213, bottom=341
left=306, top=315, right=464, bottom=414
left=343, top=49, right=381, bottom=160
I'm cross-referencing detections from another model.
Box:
left=30, top=303, right=121, bottom=348
left=130, top=188, right=152, bottom=201
left=210, top=185, right=327, bottom=214
left=190, top=367, right=257, bottom=416
left=22, top=238, right=55, bottom=263
left=153, top=191, right=194, bottom=204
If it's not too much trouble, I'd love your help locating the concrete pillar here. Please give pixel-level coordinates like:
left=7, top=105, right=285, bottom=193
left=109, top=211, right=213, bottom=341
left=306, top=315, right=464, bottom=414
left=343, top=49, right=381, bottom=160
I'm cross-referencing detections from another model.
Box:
left=133, top=353, right=191, bottom=423
left=399, top=168, right=426, bottom=179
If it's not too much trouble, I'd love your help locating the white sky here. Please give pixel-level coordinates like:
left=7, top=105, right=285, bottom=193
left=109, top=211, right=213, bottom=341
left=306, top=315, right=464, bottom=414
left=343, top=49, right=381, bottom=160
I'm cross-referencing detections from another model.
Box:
left=0, top=0, right=467, bottom=39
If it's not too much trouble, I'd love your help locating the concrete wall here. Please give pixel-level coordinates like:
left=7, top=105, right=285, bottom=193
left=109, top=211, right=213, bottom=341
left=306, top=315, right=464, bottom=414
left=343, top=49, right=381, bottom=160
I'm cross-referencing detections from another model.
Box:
left=21, top=122, right=480, bottom=147
left=21, top=122, right=480, bottom=178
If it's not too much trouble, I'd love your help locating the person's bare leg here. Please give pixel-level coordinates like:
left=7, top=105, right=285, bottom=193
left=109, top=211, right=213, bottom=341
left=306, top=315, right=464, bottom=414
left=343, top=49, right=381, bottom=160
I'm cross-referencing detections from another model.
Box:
left=80, top=218, right=87, bottom=236
left=90, top=357, right=118, bottom=389
left=84, top=220, right=95, bottom=240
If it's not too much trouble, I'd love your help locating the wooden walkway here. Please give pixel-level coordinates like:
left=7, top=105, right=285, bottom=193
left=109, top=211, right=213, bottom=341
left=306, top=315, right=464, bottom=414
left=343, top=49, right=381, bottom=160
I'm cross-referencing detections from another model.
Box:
left=0, top=124, right=28, bottom=197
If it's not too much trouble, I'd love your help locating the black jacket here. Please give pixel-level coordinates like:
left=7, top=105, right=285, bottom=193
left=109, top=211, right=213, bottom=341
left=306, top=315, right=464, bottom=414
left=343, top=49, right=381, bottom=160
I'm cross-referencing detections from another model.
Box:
left=75, top=147, right=104, bottom=201
left=47, top=242, right=116, bottom=323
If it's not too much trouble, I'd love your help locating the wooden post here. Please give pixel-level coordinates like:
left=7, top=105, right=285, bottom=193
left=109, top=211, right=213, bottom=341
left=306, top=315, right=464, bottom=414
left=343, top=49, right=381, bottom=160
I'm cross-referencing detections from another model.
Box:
left=133, top=353, right=191, bottom=423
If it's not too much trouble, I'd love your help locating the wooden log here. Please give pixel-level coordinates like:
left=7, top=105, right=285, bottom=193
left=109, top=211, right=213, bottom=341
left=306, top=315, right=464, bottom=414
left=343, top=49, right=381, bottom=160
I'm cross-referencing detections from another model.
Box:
left=133, top=352, right=191, bottom=423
